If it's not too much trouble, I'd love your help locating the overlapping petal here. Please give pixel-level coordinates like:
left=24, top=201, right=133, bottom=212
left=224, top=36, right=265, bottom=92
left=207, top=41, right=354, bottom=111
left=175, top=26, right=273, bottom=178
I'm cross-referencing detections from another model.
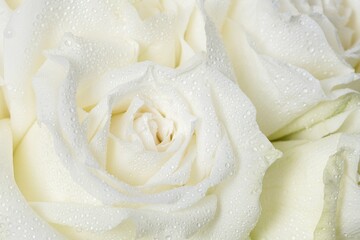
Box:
left=270, top=92, right=360, bottom=140
left=0, top=86, right=8, bottom=119
left=251, top=133, right=360, bottom=239
left=0, top=120, right=64, bottom=240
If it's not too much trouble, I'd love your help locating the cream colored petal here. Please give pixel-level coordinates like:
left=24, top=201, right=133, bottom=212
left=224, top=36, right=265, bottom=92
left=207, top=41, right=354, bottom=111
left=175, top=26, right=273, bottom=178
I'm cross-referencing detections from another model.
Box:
left=82, top=98, right=112, bottom=167
left=0, top=120, right=65, bottom=240
left=192, top=67, right=281, bottom=239
left=314, top=134, right=360, bottom=240
left=183, top=3, right=207, bottom=59
left=201, top=2, right=235, bottom=81
left=251, top=134, right=342, bottom=239
left=134, top=0, right=204, bottom=68
left=270, top=93, right=360, bottom=140
left=31, top=195, right=217, bottom=239
left=3, top=0, right=142, bottom=145
left=0, top=1, right=11, bottom=75
left=0, top=85, right=9, bottom=119
left=336, top=134, right=360, bottom=239
left=204, top=0, right=232, bottom=30
left=14, top=121, right=100, bottom=204
left=345, top=0, right=360, bottom=44
left=314, top=147, right=345, bottom=240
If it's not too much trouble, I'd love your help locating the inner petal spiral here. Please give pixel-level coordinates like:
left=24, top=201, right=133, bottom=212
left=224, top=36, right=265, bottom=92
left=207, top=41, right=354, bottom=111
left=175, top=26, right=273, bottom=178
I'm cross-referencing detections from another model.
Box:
left=106, top=93, right=194, bottom=186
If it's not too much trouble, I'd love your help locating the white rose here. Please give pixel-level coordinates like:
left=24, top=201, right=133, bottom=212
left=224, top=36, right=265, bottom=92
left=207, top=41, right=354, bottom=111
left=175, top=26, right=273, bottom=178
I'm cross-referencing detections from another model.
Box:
left=210, top=0, right=359, bottom=136
left=0, top=1, right=280, bottom=239
left=212, top=0, right=360, bottom=140
left=276, top=0, right=360, bottom=72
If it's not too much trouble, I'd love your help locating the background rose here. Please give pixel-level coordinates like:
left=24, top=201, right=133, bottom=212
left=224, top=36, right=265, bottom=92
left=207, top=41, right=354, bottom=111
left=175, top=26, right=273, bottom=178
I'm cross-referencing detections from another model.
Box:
left=221, top=0, right=360, bottom=141
left=209, top=0, right=359, bottom=136
left=206, top=0, right=360, bottom=239
left=0, top=0, right=280, bottom=239
left=276, top=0, right=360, bottom=73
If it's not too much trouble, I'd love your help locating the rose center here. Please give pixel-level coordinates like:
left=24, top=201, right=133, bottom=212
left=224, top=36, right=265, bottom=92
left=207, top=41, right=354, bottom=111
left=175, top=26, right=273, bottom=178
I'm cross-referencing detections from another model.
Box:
left=106, top=96, right=186, bottom=185
left=133, top=111, right=175, bottom=151
left=110, top=97, right=176, bottom=152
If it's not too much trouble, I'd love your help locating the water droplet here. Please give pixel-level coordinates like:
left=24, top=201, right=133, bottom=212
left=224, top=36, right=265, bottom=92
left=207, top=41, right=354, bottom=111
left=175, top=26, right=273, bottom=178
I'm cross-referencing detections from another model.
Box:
left=64, top=39, right=72, bottom=46
left=4, top=29, right=13, bottom=38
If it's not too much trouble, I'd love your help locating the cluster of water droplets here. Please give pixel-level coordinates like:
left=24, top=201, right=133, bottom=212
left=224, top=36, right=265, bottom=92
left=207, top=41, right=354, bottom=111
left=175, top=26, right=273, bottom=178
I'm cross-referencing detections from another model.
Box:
left=0, top=175, right=59, bottom=240
left=257, top=12, right=346, bottom=80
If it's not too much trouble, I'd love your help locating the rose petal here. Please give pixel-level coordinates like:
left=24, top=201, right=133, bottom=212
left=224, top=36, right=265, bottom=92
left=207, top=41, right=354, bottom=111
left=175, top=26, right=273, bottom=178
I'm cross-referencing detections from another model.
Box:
left=0, top=1, right=11, bottom=75
left=335, top=134, right=360, bottom=239
left=106, top=134, right=183, bottom=186
left=252, top=133, right=360, bottom=240
left=82, top=98, right=112, bottom=167
left=314, top=134, right=360, bottom=239
left=30, top=195, right=217, bottom=239
left=191, top=67, right=281, bottom=239
left=0, top=120, right=64, bottom=240
left=200, top=1, right=235, bottom=81
left=0, top=85, right=9, bottom=119
left=270, top=93, right=360, bottom=140
left=252, top=134, right=341, bottom=239
left=34, top=55, right=130, bottom=205
left=204, top=0, right=231, bottom=30
left=314, top=144, right=345, bottom=239
left=14, top=121, right=100, bottom=204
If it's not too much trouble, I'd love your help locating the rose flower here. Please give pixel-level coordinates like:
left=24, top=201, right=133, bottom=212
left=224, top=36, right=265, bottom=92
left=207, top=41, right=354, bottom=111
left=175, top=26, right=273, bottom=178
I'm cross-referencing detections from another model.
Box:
left=0, top=0, right=279, bottom=239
